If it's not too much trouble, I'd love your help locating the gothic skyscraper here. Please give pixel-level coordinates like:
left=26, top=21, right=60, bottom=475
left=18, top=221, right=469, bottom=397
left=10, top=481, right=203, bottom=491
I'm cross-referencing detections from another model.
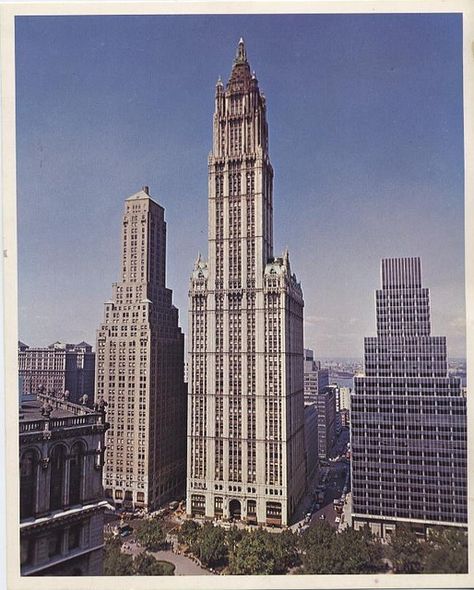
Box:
left=187, top=40, right=306, bottom=526
left=351, top=258, right=467, bottom=537
left=96, top=187, right=187, bottom=512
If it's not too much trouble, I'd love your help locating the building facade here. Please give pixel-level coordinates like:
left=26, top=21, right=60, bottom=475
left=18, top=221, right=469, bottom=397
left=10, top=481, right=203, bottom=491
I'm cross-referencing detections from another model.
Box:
left=304, top=348, right=329, bottom=404
left=19, top=341, right=95, bottom=404
left=96, top=187, right=187, bottom=512
left=187, top=40, right=306, bottom=527
left=316, top=386, right=337, bottom=459
left=304, top=403, right=319, bottom=483
left=19, top=393, right=108, bottom=575
left=351, top=258, right=467, bottom=537
left=339, top=386, right=351, bottom=411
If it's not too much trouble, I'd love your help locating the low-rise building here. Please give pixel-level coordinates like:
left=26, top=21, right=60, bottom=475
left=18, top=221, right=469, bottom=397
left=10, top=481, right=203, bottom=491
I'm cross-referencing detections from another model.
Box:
left=339, top=387, right=351, bottom=411
left=19, top=392, right=109, bottom=576
left=19, top=341, right=95, bottom=404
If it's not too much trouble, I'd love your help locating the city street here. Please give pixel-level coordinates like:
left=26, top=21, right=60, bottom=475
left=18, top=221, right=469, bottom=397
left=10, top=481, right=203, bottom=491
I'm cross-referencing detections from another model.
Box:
left=308, top=428, right=351, bottom=529
left=311, top=460, right=349, bottom=527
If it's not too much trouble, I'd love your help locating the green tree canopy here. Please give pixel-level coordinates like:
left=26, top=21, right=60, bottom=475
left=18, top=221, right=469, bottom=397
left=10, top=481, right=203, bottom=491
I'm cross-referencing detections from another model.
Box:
left=103, top=535, right=134, bottom=576
left=134, top=553, right=175, bottom=576
left=228, top=529, right=277, bottom=575
left=136, top=519, right=166, bottom=551
left=423, top=528, right=468, bottom=574
left=300, top=520, right=341, bottom=574
left=387, top=525, right=425, bottom=574
left=191, top=522, right=227, bottom=567
left=337, top=526, right=385, bottom=574
left=225, top=525, right=244, bottom=553
left=300, top=521, right=385, bottom=574
left=266, top=529, right=300, bottom=573
left=178, top=519, right=201, bottom=547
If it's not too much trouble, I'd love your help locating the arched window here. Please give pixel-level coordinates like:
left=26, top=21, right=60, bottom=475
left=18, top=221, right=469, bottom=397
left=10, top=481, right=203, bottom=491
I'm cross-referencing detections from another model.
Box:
left=50, top=445, right=66, bottom=511
left=69, top=442, right=85, bottom=506
left=20, top=450, right=38, bottom=519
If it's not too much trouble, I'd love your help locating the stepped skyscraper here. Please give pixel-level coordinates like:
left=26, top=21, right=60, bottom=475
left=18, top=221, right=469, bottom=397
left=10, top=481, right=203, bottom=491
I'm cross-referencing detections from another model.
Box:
left=351, top=258, right=467, bottom=537
left=96, top=187, right=187, bottom=512
left=187, top=39, right=306, bottom=526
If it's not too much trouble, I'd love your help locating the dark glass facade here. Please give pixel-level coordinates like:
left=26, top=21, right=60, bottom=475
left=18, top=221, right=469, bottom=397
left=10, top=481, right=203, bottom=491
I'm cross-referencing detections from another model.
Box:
left=351, top=258, right=467, bottom=532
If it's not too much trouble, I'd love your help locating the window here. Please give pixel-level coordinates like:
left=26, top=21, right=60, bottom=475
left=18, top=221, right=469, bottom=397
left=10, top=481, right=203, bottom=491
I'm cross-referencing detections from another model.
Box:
left=214, top=496, right=223, bottom=514
left=50, top=445, right=66, bottom=511
left=68, top=524, right=82, bottom=551
left=48, top=530, right=63, bottom=558
left=69, top=442, right=85, bottom=505
left=266, top=501, right=282, bottom=523
left=20, top=537, right=34, bottom=567
left=20, top=450, right=38, bottom=519
left=191, top=494, right=205, bottom=516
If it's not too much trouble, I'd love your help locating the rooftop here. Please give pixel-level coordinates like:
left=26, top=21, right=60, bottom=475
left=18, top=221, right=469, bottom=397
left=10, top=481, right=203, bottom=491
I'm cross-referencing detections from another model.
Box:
left=19, top=394, right=108, bottom=436
left=19, top=393, right=93, bottom=422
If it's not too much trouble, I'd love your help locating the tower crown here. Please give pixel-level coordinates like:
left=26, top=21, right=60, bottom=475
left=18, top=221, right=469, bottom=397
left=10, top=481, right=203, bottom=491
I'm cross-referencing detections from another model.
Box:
left=234, top=37, right=247, bottom=64
left=228, top=37, right=252, bottom=90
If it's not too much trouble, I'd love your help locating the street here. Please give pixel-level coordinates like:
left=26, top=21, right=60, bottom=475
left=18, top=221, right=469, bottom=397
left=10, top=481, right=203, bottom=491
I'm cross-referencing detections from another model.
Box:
left=308, top=428, right=351, bottom=529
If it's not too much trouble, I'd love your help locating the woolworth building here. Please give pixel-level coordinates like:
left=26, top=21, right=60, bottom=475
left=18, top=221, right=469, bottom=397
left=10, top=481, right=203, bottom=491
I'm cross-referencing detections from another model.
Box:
left=187, top=39, right=306, bottom=526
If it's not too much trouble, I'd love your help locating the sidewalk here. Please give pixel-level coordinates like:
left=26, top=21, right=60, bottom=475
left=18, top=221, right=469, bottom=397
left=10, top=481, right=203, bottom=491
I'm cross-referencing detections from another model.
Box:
left=290, top=469, right=321, bottom=531
left=121, top=542, right=213, bottom=575
left=150, top=550, right=213, bottom=576
left=338, top=492, right=352, bottom=531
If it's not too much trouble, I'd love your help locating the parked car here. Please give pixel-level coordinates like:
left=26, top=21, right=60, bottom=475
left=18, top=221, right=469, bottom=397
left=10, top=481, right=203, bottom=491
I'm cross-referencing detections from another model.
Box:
left=119, top=524, right=133, bottom=538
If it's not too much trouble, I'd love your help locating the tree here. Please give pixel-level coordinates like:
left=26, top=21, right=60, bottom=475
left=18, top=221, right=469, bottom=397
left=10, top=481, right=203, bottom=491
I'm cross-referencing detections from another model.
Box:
left=134, top=553, right=175, bottom=576
left=388, top=525, right=425, bottom=574
left=178, top=519, right=201, bottom=547
left=192, top=522, right=227, bottom=567
left=300, top=520, right=341, bottom=574
left=423, top=528, right=468, bottom=574
left=103, top=535, right=134, bottom=576
left=228, top=529, right=276, bottom=575
left=300, top=521, right=385, bottom=574
left=338, top=526, right=385, bottom=574
left=225, top=525, right=243, bottom=553
left=136, top=519, right=166, bottom=551
left=267, top=529, right=300, bottom=573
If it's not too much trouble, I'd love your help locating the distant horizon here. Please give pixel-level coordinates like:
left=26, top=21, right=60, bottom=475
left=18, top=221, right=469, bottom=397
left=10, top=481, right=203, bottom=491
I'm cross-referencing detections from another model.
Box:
left=16, top=13, right=466, bottom=357
left=14, top=341, right=467, bottom=366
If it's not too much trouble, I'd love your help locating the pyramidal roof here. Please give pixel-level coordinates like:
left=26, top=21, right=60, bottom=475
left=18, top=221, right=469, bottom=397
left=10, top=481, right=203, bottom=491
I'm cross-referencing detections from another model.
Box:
left=125, top=186, right=163, bottom=208
left=126, top=187, right=152, bottom=201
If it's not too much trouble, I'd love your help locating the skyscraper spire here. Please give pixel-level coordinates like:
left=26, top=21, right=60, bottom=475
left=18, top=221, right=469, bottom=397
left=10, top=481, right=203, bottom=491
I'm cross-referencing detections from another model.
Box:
left=234, top=37, right=247, bottom=64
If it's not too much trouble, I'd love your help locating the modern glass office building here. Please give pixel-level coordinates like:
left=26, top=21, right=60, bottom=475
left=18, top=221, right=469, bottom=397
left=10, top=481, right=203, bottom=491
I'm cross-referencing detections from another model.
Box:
left=351, top=258, right=467, bottom=537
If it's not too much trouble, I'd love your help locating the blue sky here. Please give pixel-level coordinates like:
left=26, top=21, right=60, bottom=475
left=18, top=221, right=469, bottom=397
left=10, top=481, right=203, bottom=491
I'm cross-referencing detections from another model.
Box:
left=15, top=13, right=465, bottom=358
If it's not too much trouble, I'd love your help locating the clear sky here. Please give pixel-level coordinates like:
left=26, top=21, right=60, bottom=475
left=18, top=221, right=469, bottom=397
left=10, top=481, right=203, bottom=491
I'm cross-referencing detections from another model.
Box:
left=16, top=13, right=465, bottom=358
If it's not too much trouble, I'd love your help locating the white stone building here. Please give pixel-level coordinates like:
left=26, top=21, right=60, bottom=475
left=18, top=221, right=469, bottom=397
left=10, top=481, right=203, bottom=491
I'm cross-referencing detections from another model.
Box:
left=187, top=40, right=306, bottom=527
